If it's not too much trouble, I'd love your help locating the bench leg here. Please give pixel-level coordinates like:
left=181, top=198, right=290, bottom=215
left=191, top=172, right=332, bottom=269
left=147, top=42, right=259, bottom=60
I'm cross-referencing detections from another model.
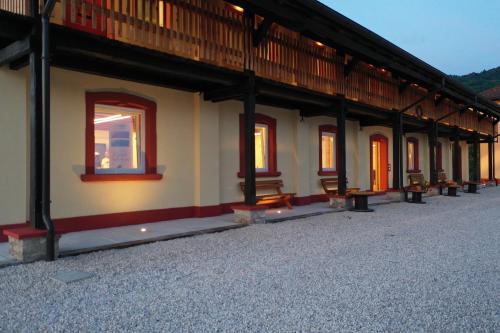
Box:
left=284, top=196, right=293, bottom=209
left=447, top=187, right=458, bottom=197
left=467, top=183, right=479, bottom=194
left=409, top=191, right=425, bottom=204
left=350, top=196, right=374, bottom=212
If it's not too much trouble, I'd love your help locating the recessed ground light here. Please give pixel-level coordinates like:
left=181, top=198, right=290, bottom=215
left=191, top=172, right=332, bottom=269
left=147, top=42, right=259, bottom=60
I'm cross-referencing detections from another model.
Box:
left=277, top=210, right=282, bottom=214
left=140, top=228, right=147, bottom=232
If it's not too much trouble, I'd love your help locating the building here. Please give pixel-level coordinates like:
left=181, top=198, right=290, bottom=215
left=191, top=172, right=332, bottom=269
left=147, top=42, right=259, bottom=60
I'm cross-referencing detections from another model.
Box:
left=0, top=0, right=499, bottom=260
left=480, top=86, right=500, bottom=180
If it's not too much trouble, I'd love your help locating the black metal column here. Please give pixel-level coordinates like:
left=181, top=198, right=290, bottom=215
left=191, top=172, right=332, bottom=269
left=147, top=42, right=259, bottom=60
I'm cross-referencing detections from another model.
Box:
left=493, top=136, right=496, bottom=184
left=29, top=4, right=44, bottom=229
left=428, top=122, right=438, bottom=185
left=244, top=71, right=256, bottom=205
left=392, top=112, right=403, bottom=190
left=488, top=137, right=494, bottom=181
left=473, top=132, right=480, bottom=182
left=337, top=99, right=347, bottom=196
left=452, top=127, right=461, bottom=182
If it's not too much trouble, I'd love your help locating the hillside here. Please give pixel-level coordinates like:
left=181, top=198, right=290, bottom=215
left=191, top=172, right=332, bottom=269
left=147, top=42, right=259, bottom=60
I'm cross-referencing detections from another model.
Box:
left=450, top=66, right=500, bottom=93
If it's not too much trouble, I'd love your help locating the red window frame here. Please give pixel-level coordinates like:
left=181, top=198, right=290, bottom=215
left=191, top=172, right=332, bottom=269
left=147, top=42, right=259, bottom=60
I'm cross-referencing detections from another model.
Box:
left=406, top=137, right=420, bottom=172
left=436, top=141, right=443, bottom=171
left=82, top=92, right=162, bottom=182
left=238, top=113, right=281, bottom=178
left=318, top=125, right=338, bottom=176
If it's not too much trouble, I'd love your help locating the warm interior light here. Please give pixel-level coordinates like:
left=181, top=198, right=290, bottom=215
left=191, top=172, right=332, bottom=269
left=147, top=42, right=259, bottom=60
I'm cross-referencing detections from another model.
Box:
left=315, top=41, right=324, bottom=47
left=94, top=114, right=132, bottom=124
left=232, top=5, right=244, bottom=13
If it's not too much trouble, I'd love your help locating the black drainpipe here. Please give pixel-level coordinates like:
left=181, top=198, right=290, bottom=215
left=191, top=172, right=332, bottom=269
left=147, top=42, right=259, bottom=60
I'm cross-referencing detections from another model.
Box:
left=41, top=0, right=56, bottom=261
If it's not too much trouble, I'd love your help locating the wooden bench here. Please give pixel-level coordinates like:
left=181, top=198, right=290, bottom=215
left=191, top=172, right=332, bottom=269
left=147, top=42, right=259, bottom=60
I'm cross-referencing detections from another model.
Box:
left=437, top=172, right=460, bottom=196
left=462, top=180, right=480, bottom=194
left=320, top=178, right=360, bottom=197
left=239, top=180, right=295, bottom=209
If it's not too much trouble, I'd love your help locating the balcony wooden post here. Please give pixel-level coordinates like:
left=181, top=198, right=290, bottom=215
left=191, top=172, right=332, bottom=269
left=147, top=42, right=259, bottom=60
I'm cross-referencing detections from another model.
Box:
left=244, top=71, right=257, bottom=205
left=392, top=112, right=403, bottom=190
left=337, top=99, right=347, bottom=196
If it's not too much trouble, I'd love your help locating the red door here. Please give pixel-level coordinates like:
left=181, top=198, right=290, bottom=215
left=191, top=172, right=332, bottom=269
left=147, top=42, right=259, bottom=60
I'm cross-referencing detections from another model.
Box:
left=370, top=134, right=389, bottom=192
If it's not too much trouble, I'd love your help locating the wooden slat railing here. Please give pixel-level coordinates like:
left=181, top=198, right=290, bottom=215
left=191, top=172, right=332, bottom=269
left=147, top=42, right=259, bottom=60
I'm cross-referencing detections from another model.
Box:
left=0, top=0, right=496, bottom=135
left=0, top=0, right=30, bottom=15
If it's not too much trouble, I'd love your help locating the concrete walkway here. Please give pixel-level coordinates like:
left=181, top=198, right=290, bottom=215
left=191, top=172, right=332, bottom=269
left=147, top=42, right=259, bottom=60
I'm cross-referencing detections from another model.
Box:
left=0, top=195, right=394, bottom=265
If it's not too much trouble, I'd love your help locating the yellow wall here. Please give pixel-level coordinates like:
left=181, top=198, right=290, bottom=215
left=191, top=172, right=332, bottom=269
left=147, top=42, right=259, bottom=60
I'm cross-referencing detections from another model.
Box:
left=50, top=68, right=196, bottom=219
left=0, top=68, right=28, bottom=225
left=0, top=66, right=486, bottom=227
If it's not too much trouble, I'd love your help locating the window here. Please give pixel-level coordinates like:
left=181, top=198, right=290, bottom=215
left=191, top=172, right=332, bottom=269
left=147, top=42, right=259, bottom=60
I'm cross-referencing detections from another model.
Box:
left=94, top=104, right=145, bottom=174
left=238, top=113, right=280, bottom=177
left=407, top=137, right=419, bottom=172
left=254, top=124, right=269, bottom=172
left=318, top=125, right=338, bottom=175
left=82, top=92, right=161, bottom=181
left=436, top=142, right=443, bottom=171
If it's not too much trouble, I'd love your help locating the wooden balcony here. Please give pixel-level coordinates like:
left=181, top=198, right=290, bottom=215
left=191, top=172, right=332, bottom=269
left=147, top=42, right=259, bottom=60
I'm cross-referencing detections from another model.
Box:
left=0, top=0, right=497, bottom=136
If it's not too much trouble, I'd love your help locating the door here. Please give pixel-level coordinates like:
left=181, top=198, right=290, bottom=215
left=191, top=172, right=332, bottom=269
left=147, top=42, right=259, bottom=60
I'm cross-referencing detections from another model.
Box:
left=370, top=135, right=389, bottom=192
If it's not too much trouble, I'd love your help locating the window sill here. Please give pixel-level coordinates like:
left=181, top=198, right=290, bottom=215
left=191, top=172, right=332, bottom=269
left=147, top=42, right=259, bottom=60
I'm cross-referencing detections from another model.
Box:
left=237, top=171, right=282, bottom=178
left=81, top=174, right=163, bottom=182
left=317, top=170, right=338, bottom=176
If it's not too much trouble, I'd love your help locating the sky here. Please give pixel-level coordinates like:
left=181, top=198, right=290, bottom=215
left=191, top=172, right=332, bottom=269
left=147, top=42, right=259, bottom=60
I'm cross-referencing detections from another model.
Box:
left=319, top=0, right=500, bottom=75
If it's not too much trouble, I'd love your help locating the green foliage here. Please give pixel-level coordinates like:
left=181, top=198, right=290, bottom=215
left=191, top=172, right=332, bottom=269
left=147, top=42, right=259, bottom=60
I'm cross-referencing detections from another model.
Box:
left=450, top=66, right=500, bottom=93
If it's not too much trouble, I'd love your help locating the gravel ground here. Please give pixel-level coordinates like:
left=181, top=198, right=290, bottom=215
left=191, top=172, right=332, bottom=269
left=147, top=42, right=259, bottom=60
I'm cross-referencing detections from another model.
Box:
left=1, top=188, right=499, bottom=333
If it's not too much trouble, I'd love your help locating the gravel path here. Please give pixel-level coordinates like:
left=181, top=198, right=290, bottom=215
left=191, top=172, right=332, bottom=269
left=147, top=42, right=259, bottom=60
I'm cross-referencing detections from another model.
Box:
left=1, top=188, right=499, bottom=332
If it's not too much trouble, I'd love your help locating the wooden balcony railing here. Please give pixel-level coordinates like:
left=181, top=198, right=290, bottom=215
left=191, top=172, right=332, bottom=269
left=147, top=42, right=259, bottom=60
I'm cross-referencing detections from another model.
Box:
left=0, top=0, right=30, bottom=15
left=0, top=0, right=496, bottom=135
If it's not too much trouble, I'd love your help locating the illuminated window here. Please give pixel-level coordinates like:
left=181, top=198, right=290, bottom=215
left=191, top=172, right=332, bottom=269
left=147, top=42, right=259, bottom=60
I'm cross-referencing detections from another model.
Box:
left=83, top=92, right=160, bottom=181
left=318, top=125, right=337, bottom=175
left=255, top=124, right=268, bottom=172
left=407, top=137, right=419, bottom=172
left=94, top=104, right=145, bottom=174
left=238, top=113, right=280, bottom=177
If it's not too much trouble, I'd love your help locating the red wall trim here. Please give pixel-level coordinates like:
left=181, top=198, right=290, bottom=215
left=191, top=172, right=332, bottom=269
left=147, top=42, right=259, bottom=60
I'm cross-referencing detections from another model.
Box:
left=318, top=125, right=339, bottom=176
left=238, top=113, right=281, bottom=178
left=0, top=223, right=28, bottom=242
left=406, top=137, right=420, bottom=172
left=293, top=194, right=329, bottom=206
left=0, top=194, right=334, bottom=242
left=84, top=92, right=158, bottom=180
